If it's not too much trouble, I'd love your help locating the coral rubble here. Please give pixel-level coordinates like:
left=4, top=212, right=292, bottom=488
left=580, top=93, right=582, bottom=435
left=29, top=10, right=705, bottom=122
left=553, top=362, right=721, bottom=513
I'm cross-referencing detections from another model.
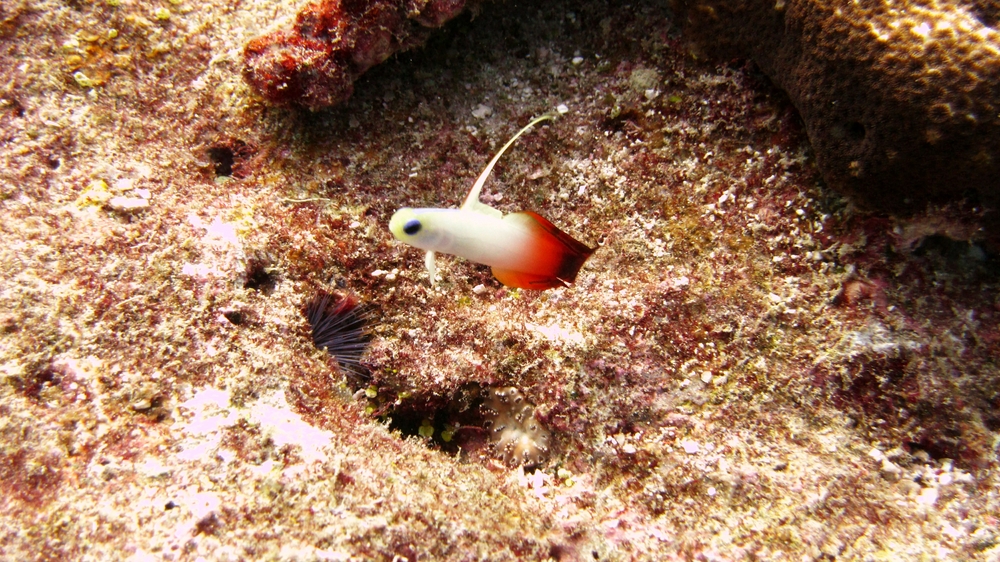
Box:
left=243, top=0, right=474, bottom=110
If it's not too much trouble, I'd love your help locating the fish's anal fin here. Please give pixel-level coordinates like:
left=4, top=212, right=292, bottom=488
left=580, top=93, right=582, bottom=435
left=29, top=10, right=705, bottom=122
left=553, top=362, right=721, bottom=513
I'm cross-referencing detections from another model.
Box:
left=491, top=267, right=568, bottom=290
left=425, top=251, right=437, bottom=286
left=461, top=114, right=555, bottom=212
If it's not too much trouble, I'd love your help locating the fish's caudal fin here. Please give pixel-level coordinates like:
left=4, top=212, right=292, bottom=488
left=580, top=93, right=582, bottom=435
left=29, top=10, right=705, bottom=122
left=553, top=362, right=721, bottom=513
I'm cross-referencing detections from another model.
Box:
left=493, top=211, right=595, bottom=290
left=462, top=114, right=555, bottom=214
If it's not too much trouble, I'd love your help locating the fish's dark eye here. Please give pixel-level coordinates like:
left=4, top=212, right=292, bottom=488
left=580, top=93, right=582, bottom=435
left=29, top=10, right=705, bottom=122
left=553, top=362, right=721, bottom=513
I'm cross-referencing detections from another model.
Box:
left=403, top=219, right=421, bottom=235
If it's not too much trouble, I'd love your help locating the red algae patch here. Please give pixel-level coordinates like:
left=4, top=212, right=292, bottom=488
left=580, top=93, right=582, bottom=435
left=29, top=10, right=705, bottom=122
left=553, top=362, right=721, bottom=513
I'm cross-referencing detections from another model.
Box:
left=243, top=0, right=475, bottom=109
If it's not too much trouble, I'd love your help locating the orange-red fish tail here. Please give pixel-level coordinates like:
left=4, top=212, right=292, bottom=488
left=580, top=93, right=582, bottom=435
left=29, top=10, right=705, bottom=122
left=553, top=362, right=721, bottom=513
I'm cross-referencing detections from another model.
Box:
left=494, top=211, right=595, bottom=289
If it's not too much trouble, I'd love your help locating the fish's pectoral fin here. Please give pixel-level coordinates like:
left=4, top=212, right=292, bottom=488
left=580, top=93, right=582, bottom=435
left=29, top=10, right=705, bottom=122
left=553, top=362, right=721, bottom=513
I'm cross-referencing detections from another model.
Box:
left=491, top=267, right=569, bottom=290
left=461, top=114, right=555, bottom=212
left=425, top=251, right=437, bottom=286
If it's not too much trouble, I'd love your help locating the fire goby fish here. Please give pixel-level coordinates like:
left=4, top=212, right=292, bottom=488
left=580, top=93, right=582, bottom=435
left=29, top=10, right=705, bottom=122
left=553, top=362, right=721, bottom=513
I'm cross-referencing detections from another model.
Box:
left=388, top=115, right=595, bottom=290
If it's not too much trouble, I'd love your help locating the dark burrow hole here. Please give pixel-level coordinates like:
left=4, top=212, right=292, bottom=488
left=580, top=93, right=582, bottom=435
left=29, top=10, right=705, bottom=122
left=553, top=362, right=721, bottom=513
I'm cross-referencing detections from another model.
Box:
left=18, top=362, right=62, bottom=402
left=207, top=139, right=257, bottom=178
left=208, top=146, right=235, bottom=177
left=383, top=386, right=492, bottom=457
left=377, top=384, right=555, bottom=469
left=830, top=120, right=866, bottom=143
left=222, top=310, right=245, bottom=325
left=984, top=398, right=1000, bottom=432
left=913, top=234, right=999, bottom=275
left=243, top=255, right=277, bottom=293
left=602, top=107, right=645, bottom=139
left=5, top=98, right=25, bottom=118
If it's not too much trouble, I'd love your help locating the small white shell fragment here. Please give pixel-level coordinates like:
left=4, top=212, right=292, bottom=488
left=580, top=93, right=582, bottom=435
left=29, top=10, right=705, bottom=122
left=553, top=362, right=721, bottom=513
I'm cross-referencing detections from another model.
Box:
left=880, top=459, right=902, bottom=481
left=916, top=486, right=938, bottom=506
left=622, top=443, right=637, bottom=454
left=571, top=56, right=584, bottom=66
left=700, top=371, right=713, bottom=384
left=472, top=284, right=488, bottom=295
left=107, top=196, right=150, bottom=212
left=556, top=104, right=569, bottom=114
left=681, top=440, right=700, bottom=454
left=371, top=269, right=387, bottom=277
left=472, top=104, right=492, bottom=119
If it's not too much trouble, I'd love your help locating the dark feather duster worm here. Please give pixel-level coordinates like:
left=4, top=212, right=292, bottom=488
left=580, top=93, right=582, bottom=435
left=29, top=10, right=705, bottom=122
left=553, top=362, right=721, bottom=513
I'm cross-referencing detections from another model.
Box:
left=305, top=292, right=371, bottom=378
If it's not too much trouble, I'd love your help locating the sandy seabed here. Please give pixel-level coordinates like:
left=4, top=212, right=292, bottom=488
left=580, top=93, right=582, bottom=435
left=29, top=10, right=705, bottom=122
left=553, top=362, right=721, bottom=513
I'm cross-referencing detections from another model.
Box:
left=1, top=0, right=998, bottom=560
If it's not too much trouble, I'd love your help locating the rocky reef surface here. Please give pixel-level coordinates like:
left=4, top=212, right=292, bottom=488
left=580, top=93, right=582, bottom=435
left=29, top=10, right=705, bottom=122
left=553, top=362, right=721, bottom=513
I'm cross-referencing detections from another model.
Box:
left=1, top=0, right=999, bottom=560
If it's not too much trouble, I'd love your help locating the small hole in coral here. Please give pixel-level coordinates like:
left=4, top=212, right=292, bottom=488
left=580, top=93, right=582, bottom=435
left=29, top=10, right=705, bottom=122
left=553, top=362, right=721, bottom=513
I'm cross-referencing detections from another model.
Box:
left=243, top=256, right=277, bottom=293
left=9, top=99, right=26, bottom=118
left=208, top=146, right=235, bottom=177
left=845, top=121, right=866, bottom=141
left=165, top=501, right=178, bottom=510
left=19, top=363, right=61, bottom=402
left=194, top=514, right=221, bottom=536
left=223, top=310, right=245, bottom=325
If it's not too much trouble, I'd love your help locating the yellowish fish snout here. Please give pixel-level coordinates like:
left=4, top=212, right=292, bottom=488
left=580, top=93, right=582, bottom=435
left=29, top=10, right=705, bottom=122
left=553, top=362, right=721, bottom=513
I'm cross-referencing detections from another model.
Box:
left=388, top=208, right=418, bottom=241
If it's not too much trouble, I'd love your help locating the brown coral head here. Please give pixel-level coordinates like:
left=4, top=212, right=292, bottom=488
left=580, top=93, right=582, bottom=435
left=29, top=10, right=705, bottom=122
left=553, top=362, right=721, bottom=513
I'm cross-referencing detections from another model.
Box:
left=242, top=0, right=473, bottom=109
left=480, top=387, right=552, bottom=467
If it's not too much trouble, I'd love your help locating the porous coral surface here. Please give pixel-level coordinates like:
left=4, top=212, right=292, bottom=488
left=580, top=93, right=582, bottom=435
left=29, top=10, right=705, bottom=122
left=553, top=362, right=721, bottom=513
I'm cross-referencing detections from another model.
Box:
left=1, top=0, right=999, bottom=560
left=674, top=0, right=1000, bottom=227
